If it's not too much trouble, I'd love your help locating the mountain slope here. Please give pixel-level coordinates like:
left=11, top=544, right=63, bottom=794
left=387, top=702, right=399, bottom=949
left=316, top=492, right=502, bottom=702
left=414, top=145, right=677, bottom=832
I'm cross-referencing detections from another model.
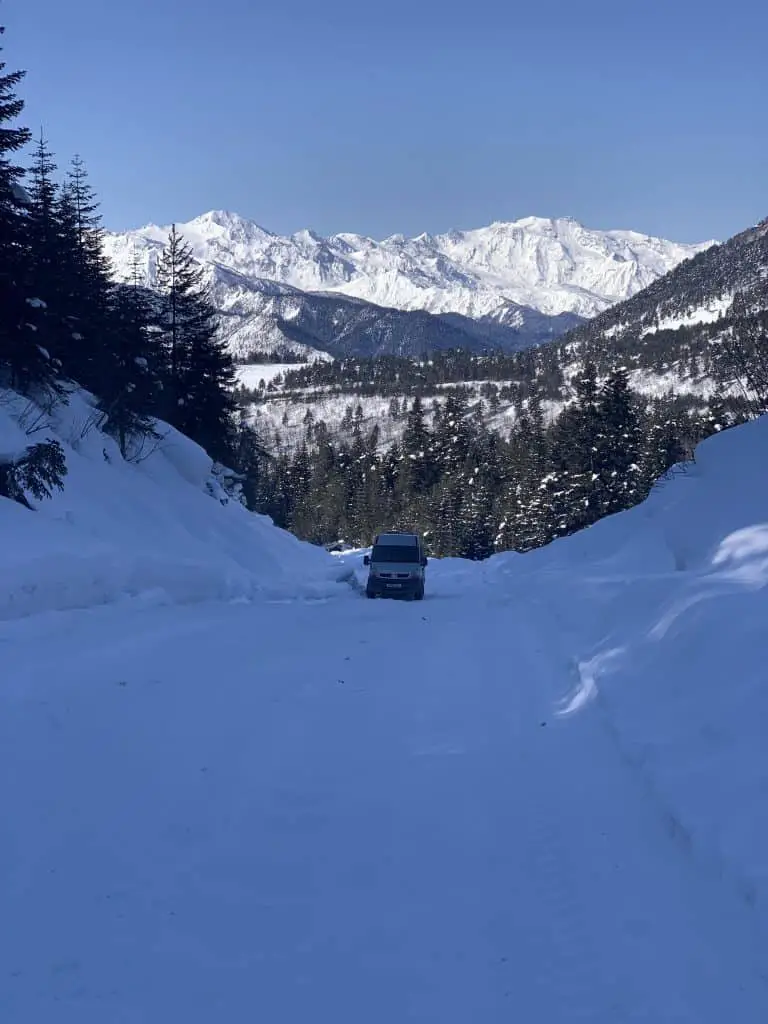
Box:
left=560, top=217, right=768, bottom=356
left=103, top=212, right=710, bottom=360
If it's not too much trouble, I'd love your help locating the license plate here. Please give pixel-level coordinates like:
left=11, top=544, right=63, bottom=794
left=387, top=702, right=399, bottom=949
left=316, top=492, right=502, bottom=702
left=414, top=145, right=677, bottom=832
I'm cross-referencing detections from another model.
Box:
left=386, top=583, right=402, bottom=589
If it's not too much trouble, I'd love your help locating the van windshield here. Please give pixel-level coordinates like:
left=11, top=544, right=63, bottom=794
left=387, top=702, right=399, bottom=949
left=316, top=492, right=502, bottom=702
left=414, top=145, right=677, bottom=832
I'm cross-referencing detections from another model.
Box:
left=372, top=545, right=420, bottom=564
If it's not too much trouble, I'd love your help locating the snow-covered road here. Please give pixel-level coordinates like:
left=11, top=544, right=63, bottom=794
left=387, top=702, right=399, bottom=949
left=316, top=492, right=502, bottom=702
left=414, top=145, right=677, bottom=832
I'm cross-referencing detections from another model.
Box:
left=2, top=573, right=767, bottom=1023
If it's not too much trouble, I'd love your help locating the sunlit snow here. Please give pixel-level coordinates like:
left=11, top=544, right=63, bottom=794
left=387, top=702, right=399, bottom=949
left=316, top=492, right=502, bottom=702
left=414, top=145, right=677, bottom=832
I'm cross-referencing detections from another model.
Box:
left=2, top=388, right=767, bottom=1022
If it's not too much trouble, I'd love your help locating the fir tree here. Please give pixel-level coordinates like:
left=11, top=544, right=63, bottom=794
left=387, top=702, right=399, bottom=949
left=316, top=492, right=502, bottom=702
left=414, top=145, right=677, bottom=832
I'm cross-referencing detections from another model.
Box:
left=99, top=266, right=159, bottom=458
left=401, top=394, right=435, bottom=495
left=26, top=131, right=59, bottom=297
left=548, top=361, right=603, bottom=535
left=0, top=438, right=67, bottom=509
left=155, top=225, right=238, bottom=460
left=640, top=409, right=688, bottom=493
left=595, top=367, right=644, bottom=516
left=58, top=155, right=114, bottom=389
left=0, top=43, right=58, bottom=396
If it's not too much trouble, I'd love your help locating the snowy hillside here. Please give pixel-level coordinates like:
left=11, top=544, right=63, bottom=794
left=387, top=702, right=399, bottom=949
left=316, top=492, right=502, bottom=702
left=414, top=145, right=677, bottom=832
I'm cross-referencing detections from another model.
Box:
left=480, top=414, right=768, bottom=913
left=0, top=386, right=341, bottom=620
left=240, top=362, right=719, bottom=453
left=2, top=402, right=767, bottom=1020
left=103, top=212, right=710, bottom=360
left=564, top=216, right=768, bottom=353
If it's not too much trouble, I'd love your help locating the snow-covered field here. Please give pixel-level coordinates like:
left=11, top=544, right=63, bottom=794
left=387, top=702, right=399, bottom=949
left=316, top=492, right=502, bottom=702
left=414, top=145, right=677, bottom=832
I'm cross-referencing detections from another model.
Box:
left=235, top=363, right=305, bottom=390
left=2, top=391, right=768, bottom=1021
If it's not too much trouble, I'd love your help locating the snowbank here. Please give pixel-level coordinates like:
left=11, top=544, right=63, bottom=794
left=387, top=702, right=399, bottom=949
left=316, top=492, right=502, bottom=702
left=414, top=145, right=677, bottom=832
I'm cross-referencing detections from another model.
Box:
left=0, top=388, right=343, bottom=620
left=483, top=415, right=768, bottom=920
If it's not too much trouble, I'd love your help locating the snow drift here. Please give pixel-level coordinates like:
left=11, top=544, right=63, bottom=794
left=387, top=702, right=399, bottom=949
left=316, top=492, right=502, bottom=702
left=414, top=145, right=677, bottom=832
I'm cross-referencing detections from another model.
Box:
left=477, top=414, right=768, bottom=924
left=0, top=387, right=341, bottom=621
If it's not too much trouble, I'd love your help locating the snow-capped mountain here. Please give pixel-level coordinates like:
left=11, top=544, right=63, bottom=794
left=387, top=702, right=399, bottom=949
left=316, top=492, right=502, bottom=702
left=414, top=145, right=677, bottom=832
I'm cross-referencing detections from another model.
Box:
left=103, top=212, right=713, bottom=360
left=244, top=214, right=768, bottom=453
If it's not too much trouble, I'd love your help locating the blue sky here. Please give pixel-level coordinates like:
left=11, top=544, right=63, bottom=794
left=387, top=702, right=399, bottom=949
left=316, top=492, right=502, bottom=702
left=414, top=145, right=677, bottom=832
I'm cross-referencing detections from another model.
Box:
left=7, top=0, right=767, bottom=242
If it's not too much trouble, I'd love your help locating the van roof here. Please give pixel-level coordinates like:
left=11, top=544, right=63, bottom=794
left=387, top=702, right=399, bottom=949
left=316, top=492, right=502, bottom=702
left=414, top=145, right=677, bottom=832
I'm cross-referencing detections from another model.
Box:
left=375, top=532, right=419, bottom=545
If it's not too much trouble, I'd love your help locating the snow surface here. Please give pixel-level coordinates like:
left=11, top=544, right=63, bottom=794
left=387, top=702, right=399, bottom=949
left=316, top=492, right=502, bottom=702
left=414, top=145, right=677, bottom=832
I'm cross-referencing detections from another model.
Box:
left=0, top=387, right=342, bottom=620
left=104, top=210, right=713, bottom=321
left=2, top=401, right=768, bottom=1022
left=234, top=362, right=333, bottom=391
left=640, top=294, right=734, bottom=336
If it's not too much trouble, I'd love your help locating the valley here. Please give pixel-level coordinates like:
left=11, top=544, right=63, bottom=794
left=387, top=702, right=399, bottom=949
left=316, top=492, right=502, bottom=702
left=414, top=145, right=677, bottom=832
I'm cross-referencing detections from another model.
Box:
left=4, top=5, right=768, bottom=1022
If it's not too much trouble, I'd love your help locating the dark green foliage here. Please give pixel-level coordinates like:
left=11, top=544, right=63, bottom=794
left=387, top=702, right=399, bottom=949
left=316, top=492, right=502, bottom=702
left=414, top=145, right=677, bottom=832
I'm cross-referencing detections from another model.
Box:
left=56, top=156, right=116, bottom=389
left=26, top=132, right=59, bottom=291
left=247, top=376, right=711, bottom=558
left=25, top=141, right=114, bottom=391
left=0, top=33, right=60, bottom=397
left=99, top=271, right=160, bottom=458
left=0, top=438, right=67, bottom=508
left=154, top=225, right=238, bottom=461
left=0, top=26, right=239, bottom=491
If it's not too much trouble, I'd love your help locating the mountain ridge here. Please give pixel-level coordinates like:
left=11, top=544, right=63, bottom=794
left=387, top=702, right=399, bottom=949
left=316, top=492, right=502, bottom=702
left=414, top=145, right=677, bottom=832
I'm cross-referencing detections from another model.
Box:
left=102, top=211, right=714, bottom=360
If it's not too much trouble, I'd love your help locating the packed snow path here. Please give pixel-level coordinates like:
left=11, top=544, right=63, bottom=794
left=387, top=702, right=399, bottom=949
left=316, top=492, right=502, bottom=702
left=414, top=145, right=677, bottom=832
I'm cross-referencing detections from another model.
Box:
left=2, top=582, right=767, bottom=1022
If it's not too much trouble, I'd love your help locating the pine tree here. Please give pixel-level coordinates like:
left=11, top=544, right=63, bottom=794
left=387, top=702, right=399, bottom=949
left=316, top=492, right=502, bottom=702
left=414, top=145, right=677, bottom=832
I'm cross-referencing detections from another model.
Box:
left=26, top=131, right=60, bottom=297
left=463, top=432, right=501, bottom=559
left=401, top=394, right=435, bottom=495
left=24, top=139, right=113, bottom=392
left=0, top=43, right=59, bottom=396
left=155, top=224, right=193, bottom=392
left=155, top=225, right=237, bottom=460
left=0, top=437, right=67, bottom=509
left=177, top=319, right=237, bottom=461
left=548, top=361, right=603, bottom=535
left=499, top=407, right=550, bottom=551
left=58, top=155, right=114, bottom=389
left=595, top=367, right=644, bottom=516
left=99, top=262, right=159, bottom=458
left=231, top=409, right=271, bottom=510
left=640, top=403, right=688, bottom=493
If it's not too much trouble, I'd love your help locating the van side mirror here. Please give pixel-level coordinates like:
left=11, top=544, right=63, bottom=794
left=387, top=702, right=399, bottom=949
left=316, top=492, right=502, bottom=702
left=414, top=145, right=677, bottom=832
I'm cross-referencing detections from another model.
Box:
left=422, top=556, right=428, bottom=567
left=363, top=555, right=370, bottom=566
